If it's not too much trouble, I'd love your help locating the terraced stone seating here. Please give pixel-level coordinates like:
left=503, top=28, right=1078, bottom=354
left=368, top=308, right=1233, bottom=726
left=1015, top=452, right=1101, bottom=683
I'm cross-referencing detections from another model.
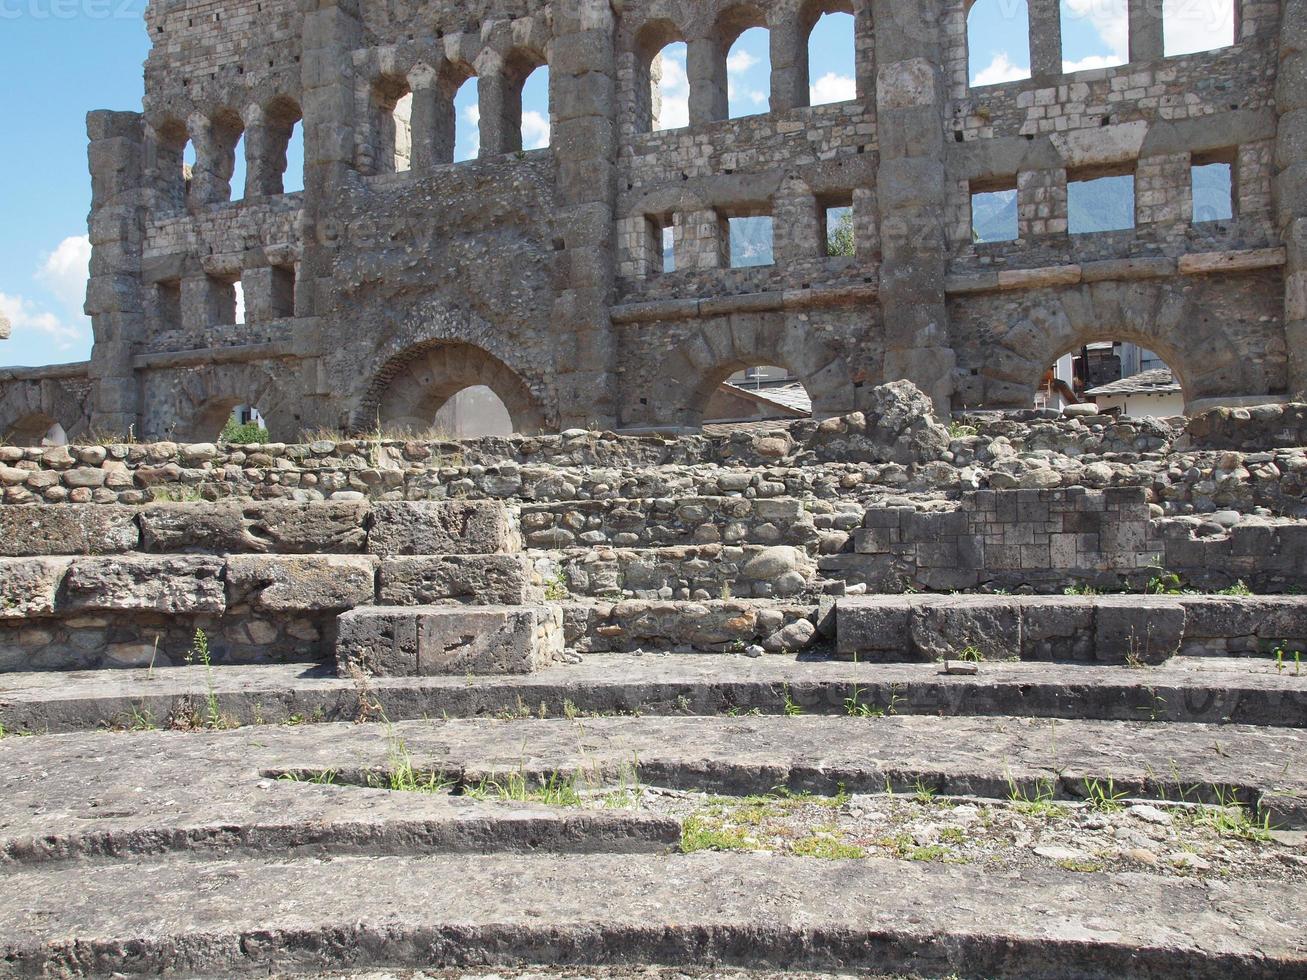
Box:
left=3, top=422, right=1307, bottom=975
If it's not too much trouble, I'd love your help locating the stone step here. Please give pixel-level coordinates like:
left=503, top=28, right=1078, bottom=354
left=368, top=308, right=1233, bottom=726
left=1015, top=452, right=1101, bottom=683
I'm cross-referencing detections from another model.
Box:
left=0, top=850, right=1299, bottom=977
left=3, top=715, right=1303, bottom=859
left=837, top=593, right=1307, bottom=664
left=3, top=654, right=1303, bottom=734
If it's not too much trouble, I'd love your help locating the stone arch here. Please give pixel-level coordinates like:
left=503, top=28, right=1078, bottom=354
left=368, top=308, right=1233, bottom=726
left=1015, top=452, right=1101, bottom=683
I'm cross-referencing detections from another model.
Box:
left=971, top=280, right=1288, bottom=410
left=152, top=360, right=296, bottom=442
left=645, top=313, right=856, bottom=427
left=355, top=341, right=547, bottom=435
left=631, top=18, right=688, bottom=133
left=0, top=378, right=91, bottom=446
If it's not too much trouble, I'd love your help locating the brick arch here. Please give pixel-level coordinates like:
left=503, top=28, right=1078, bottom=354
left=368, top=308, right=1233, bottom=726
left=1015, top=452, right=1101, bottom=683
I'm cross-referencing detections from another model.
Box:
left=0, top=378, right=91, bottom=446
left=646, top=313, right=856, bottom=426
left=355, top=341, right=547, bottom=435
left=971, top=280, right=1288, bottom=410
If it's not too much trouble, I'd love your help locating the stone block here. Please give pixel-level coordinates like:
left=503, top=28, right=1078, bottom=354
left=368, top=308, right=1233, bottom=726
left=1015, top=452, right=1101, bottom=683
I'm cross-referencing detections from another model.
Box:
left=835, top=596, right=917, bottom=659
left=0, top=505, right=139, bottom=557
left=1021, top=596, right=1096, bottom=661
left=0, top=558, right=71, bottom=619
left=368, top=501, right=518, bottom=556
left=1093, top=596, right=1185, bottom=665
left=141, top=502, right=369, bottom=554
left=378, top=556, right=537, bottom=606
left=226, top=555, right=377, bottom=612
left=912, top=595, right=1022, bottom=662
left=63, top=556, right=226, bottom=614
left=336, top=605, right=563, bottom=677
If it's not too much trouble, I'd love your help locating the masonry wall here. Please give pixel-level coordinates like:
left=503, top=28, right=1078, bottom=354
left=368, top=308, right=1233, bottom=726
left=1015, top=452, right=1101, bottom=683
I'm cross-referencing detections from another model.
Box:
left=2, top=0, right=1302, bottom=444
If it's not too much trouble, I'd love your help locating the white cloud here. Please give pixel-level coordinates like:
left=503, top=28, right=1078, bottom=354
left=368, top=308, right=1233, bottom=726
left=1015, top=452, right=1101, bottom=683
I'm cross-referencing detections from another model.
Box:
left=0, top=292, right=85, bottom=352
left=727, top=49, right=758, bottom=75
left=1162, top=0, right=1235, bottom=55
left=1061, top=0, right=1129, bottom=61
left=522, top=110, right=551, bottom=150
left=971, top=52, right=1031, bottom=86
left=1063, top=53, right=1127, bottom=72
left=810, top=72, right=856, bottom=106
left=461, top=102, right=481, bottom=159
left=654, top=49, right=690, bottom=131
left=35, top=235, right=91, bottom=322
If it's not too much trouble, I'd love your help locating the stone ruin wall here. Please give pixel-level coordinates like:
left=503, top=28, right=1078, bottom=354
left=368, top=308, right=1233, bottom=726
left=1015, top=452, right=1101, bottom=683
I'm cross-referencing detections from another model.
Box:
left=0, top=0, right=1304, bottom=442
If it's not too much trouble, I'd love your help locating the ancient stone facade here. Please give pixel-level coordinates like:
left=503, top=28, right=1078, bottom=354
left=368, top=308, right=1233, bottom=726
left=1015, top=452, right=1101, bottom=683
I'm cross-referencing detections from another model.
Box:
left=2, top=0, right=1305, bottom=442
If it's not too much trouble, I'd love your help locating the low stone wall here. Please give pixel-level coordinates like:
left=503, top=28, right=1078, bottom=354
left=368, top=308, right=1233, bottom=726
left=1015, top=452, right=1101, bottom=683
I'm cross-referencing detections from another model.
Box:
left=837, top=594, right=1307, bottom=664
left=1187, top=403, right=1307, bottom=451
left=563, top=600, right=817, bottom=655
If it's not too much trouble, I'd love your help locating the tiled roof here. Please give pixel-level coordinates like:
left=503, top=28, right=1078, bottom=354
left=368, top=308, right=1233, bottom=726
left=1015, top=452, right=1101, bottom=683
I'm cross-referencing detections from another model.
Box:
left=1085, top=368, right=1181, bottom=398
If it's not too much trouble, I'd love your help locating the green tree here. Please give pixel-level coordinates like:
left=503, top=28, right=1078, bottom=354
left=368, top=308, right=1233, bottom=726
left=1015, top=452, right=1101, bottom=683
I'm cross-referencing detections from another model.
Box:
left=826, top=209, right=855, bottom=257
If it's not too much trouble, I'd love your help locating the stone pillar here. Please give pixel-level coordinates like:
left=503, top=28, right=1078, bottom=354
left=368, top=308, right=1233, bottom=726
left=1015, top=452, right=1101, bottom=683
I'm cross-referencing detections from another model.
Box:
left=1277, top=0, right=1307, bottom=398
left=181, top=274, right=235, bottom=330
left=549, top=0, right=620, bottom=428
left=408, top=68, right=441, bottom=171
left=241, top=266, right=296, bottom=323
left=1028, top=0, right=1064, bottom=78
left=675, top=209, right=725, bottom=270
left=774, top=178, right=820, bottom=263
left=1017, top=168, right=1068, bottom=238
left=86, top=110, right=147, bottom=436
left=1135, top=153, right=1192, bottom=226
left=187, top=112, right=241, bottom=206
left=293, top=0, right=363, bottom=429
left=873, top=0, right=956, bottom=413
left=478, top=70, right=520, bottom=157
left=1128, top=0, right=1165, bottom=62
left=687, top=35, right=728, bottom=125
left=770, top=10, right=809, bottom=112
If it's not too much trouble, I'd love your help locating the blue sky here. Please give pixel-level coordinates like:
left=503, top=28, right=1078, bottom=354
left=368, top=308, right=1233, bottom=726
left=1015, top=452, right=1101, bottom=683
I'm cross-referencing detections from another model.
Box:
left=0, top=0, right=1237, bottom=369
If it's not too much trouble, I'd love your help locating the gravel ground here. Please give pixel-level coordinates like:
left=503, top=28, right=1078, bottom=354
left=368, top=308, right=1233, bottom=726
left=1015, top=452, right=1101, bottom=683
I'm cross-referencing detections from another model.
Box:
left=572, top=784, right=1307, bottom=882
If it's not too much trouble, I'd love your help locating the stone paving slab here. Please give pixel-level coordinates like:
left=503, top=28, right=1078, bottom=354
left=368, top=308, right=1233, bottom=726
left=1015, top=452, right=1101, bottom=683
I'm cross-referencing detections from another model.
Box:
left=3, top=654, right=1306, bottom=734
left=1, top=851, right=1302, bottom=978
left=2, top=714, right=1305, bottom=867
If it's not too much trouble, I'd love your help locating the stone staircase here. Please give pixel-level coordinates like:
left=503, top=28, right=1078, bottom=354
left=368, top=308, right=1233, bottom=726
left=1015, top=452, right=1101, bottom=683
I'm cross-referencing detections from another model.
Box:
left=1, top=422, right=1306, bottom=975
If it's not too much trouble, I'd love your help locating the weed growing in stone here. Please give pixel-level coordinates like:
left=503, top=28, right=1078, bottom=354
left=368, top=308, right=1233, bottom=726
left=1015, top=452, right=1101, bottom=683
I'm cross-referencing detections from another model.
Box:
left=1195, top=788, right=1275, bottom=843
left=1082, top=777, right=1129, bottom=813
left=1007, top=777, right=1063, bottom=819
left=792, top=833, right=866, bottom=859
left=463, top=769, right=585, bottom=807
left=957, top=645, right=985, bottom=663
left=1146, top=568, right=1184, bottom=595
left=1220, top=580, right=1253, bottom=596
left=1064, top=583, right=1099, bottom=596
left=782, top=684, right=803, bottom=717
left=280, top=770, right=339, bottom=786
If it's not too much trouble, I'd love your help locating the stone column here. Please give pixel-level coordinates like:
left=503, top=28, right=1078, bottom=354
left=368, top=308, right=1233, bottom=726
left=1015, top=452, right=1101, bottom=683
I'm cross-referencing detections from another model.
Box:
left=86, top=111, right=147, bottom=436
left=187, top=112, right=241, bottom=206
left=675, top=209, right=725, bottom=270
left=687, top=35, right=728, bottom=125
left=478, top=70, right=520, bottom=157
left=1277, top=0, right=1307, bottom=398
left=181, top=274, right=235, bottom=330
left=873, top=0, right=956, bottom=413
left=1028, top=0, right=1064, bottom=78
left=770, top=10, right=808, bottom=112
left=296, top=0, right=364, bottom=427
left=407, top=68, right=441, bottom=171
left=549, top=0, right=620, bottom=428
left=1017, top=168, right=1068, bottom=238
left=774, top=177, right=820, bottom=264
left=241, top=266, right=296, bottom=323
left=1128, top=0, right=1165, bottom=62
left=1135, top=153, right=1192, bottom=227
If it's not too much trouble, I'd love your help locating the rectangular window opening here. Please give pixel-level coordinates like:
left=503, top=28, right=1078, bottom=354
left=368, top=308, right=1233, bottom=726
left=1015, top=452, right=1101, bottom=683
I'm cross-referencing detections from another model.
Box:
left=725, top=212, right=775, bottom=269
left=822, top=198, right=855, bottom=257
left=155, top=281, right=182, bottom=330
left=1191, top=155, right=1235, bottom=224
left=970, top=182, right=1018, bottom=243
left=1068, top=169, right=1135, bottom=234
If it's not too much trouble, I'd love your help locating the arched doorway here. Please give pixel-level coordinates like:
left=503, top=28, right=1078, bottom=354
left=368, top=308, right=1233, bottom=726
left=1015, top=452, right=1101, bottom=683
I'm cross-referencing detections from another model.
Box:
left=358, top=341, right=546, bottom=436
left=702, top=365, right=813, bottom=430
left=1038, top=342, right=1185, bottom=418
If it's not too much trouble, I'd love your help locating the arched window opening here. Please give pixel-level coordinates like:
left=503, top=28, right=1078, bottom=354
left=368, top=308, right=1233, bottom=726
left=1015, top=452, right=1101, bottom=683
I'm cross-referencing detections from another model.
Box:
left=519, top=63, right=551, bottom=150
left=284, top=121, right=305, bottom=193
left=5, top=415, right=66, bottom=448
left=453, top=75, right=479, bottom=162
left=371, top=76, right=413, bottom=174
left=1163, top=0, right=1235, bottom=56
left=725, top=23, right=771, bottom=119
left=634, top=21, right=688, bottom=134
left=703, top=365, right=812, bottom=429
left=1192, top=152, right=1235, bottom=223
left=232, top=131, right=248, bottom=201
left=433, top=386, right=514, bottom=438
left=1060, top=0, right=1128, bottom=72
left=233, top=281, right=246, bottom=325
left=1037, top=343, right=1183, bottom=417
left=968, top=0, right=1031, bottom=86
left=808, top=10, right=857, bottom=105
left=154, top=120, right=191, bottom=209
left=220, top=405, right=268, bottom=444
